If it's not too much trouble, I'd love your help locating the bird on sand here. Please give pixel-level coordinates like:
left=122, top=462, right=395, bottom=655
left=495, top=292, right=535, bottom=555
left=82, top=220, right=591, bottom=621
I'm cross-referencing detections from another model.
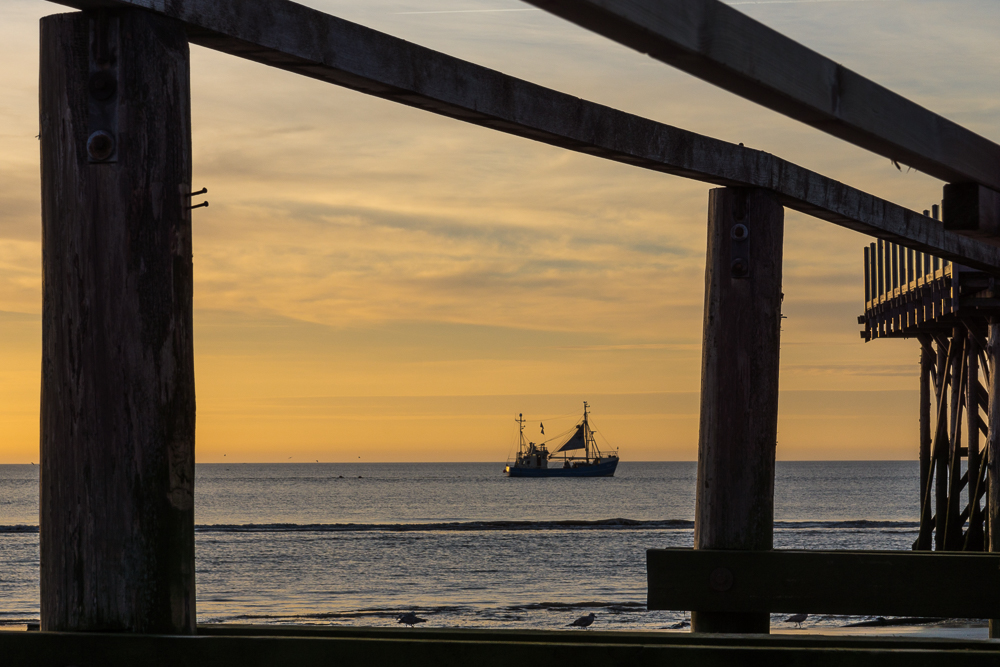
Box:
left=785, top=613, right=808, bottom=628
left=568, top=613, right=596, bottom=628
left=397, top=612, right=427, bottom=626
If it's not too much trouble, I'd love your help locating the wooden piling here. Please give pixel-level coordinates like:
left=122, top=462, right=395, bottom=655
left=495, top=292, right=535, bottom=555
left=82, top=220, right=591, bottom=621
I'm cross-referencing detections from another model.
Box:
left=988, top=321, right=1000, bottom=637
left=944, top=329, right=966, bottom=549
left=916, top=336, right=933, bottom=550
left=967, top=332, right=984, bottom=549
left=39, top=10, right=195, bottom=632
left=693, top=187, right=784, bottom=634
left=935, top=339, right=951, bottom=551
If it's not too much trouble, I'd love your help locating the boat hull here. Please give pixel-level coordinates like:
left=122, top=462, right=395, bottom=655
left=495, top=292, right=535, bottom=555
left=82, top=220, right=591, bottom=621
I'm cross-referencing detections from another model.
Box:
left=505, top=458, right=619, bottom=477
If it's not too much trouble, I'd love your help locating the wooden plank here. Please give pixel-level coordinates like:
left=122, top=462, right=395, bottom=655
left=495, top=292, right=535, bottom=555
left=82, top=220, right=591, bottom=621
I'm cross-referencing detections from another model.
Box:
left=880, top=240, right=888, bottom=300
left=864, top=246, right=871, bottom=305
left=522, top=0, right=1000, bottom=198
left=869, top=242, right=877, bottom=303
left=46, top=0, right=1000, bottom=271
left=4, top=629, right=1000, bottom=667
left=647, top=548, right=1000, bottom=618
left=693, top=188, right=782, bottom=634
left=39, top=10, right=196, bottom=633
left=197, top=624, right=999, bottom=649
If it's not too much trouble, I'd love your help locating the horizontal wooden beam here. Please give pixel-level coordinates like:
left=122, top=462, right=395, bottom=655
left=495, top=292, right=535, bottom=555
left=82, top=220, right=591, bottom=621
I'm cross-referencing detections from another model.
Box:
left=196, top=624, right=1000, bottom=652
left=4, top=628, right=1000, bottom=667
left=47, top=0, right=1000, bottom=271
left=648, top=548, right=1000, bottom=618
left=944, top=184, right=1000, bottom=239
left=523, top=0, right=1000, bottom=197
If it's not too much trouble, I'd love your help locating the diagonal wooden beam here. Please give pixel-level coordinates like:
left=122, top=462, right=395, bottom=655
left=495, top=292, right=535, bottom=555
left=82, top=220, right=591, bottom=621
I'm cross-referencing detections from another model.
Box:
left=47, top=0, right=1000, bottom=271
left=522, top=0, right=1000, bottom=196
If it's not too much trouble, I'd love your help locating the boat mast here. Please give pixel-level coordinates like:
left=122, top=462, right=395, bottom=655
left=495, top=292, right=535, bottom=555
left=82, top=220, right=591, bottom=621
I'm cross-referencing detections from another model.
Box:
left=516, top=413, right=527, bottom=456
left=583, top=401, right=590, bottom=462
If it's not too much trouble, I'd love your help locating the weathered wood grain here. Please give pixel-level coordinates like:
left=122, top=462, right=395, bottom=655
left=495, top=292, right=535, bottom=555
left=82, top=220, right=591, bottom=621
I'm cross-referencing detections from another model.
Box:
left=39, top=10, right=195, bottom=632
left=648, top=548, right=1000, bottom=618
left=4, top=628, right=1000, bottom=667
left=46, top=0, right=1000, bottom=271
left=523, top=0, right=1000, bottom=198
left=692, top=188, right=782, bottom=634
left=192, top=624, right=997, bottom=650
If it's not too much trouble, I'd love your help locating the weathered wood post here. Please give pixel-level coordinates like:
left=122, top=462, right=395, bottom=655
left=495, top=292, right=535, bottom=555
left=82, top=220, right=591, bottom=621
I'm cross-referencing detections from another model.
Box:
left=693, top=187, right=784, bottom=634
left=966, top=332, right=983, bottom=550
left=915, top=336, right=933, bottom=550
left=39, top=9, right=196, bottom=633
left=935, top=339, right=951, bottom=551
left=988, top=321, right=1000, bottom=638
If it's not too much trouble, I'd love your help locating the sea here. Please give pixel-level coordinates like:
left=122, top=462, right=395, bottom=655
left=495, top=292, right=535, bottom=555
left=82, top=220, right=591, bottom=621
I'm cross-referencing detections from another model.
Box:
left=0, top=461, right=925, bottom=631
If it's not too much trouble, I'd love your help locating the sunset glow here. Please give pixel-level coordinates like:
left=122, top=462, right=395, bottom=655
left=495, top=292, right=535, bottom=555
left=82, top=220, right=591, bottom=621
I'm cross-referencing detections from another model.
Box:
left=2, top=0, right=997, bottom=462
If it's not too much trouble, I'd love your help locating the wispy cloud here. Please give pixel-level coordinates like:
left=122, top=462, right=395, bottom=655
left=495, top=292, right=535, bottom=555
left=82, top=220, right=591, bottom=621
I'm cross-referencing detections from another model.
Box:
left=395, top=8, right=539, bottom=15
left=726, top=0, right=898, bottom=4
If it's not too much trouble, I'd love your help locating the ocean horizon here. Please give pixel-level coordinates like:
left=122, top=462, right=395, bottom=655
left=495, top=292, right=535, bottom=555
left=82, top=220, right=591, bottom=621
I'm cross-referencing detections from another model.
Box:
left=0, top=461, right=935, bottom=631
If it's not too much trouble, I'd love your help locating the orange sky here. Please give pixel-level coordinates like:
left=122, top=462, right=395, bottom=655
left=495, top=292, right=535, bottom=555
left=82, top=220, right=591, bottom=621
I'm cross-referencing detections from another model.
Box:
left=2, top=0, right=998, bottom=462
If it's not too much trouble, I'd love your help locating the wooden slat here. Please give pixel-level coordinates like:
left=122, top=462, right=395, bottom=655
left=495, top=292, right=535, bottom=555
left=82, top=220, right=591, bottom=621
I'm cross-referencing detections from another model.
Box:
left=195, top=624, right=991, bottom=648
left=45, top=0, right=1000, bottom=271
left=647, top=548, right=1000, bottom=617
left=522, top=0, right=1000, bottom=196
left=4, top=628, right=1000, bottom=667
left=864, top=246, right=871, bottom=304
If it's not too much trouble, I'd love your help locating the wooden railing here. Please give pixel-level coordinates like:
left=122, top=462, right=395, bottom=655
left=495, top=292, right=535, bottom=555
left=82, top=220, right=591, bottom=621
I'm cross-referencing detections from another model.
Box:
left=863, top=239, right=953, bottom=311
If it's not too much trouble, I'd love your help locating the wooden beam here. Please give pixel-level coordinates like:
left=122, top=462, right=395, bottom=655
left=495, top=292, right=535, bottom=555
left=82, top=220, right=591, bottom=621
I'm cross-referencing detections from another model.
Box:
left=192, top=625, right=997, bottom=650
left=693, top=188, right=782, bottom=634
left=5, top=629, right=1000, bottom=667
left=648, top=548, right=1000, bottom=618
left=944, top=183, right=1000, bottom=239
left=46, top=0, right=1000, bottom=272
left=522, top=0, right=1000, bottom=198
left=39, top=10, right=196, bottom=632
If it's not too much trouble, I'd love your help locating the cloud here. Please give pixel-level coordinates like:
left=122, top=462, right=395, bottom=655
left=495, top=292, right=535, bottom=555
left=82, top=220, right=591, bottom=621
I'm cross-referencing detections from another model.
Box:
left=0, top=0, right=995, bottom=459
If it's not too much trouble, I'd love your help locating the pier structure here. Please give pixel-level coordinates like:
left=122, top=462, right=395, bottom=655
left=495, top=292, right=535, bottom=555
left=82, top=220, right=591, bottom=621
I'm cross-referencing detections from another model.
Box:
left=859, top=232, right=999, bottom=553
left=5, top=0, right=1000, bottom=662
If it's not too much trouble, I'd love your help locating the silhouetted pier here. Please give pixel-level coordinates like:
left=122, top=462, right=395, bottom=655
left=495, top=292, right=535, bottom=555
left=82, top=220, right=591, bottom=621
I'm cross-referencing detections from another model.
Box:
left=4, top=0, right=1000, bottom=663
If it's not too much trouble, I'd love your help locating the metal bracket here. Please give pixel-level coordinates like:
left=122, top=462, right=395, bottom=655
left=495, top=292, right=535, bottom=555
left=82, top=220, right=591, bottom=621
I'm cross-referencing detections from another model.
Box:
left=87, top=14, right=119, bottom=163
left=730, top=220, right=750, bottom=278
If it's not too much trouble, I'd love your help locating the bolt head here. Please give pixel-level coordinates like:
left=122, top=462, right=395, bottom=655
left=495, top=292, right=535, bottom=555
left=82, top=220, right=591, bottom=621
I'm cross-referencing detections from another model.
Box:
left=87, top=130, right=115, bottom=161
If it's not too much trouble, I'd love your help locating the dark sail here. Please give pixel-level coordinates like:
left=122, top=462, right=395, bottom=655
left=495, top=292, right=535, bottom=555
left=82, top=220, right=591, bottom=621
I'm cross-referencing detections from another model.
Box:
left=555, top=424, right=587, bottom=452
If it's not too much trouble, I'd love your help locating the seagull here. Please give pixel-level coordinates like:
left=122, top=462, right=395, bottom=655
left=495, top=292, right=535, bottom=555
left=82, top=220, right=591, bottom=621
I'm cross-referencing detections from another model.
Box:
left=397, top=612, right=427, bottom=626
left=568, top=613, right=596, bottom=628
left=785, top=613, right=808, bottom=628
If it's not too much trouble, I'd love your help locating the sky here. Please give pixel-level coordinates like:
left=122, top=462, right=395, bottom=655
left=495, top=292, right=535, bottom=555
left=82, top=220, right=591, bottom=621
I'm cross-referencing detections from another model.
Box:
left=1, top=0, right=998, bottom=463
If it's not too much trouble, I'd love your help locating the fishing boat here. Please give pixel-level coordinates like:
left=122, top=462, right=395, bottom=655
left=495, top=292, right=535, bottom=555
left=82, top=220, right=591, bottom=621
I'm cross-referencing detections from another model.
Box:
left=504, top=402, right=619, bottom=477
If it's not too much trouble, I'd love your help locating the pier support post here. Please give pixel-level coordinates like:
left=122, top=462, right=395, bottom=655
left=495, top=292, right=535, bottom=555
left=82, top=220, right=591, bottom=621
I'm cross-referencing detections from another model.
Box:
left=988, top=321, right=1000, bottom=637
left=916, top=336, right=933, bottom=550
left=693, top=187, right=784, bottom=634
left=39, top=10, right=195, bottom=632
